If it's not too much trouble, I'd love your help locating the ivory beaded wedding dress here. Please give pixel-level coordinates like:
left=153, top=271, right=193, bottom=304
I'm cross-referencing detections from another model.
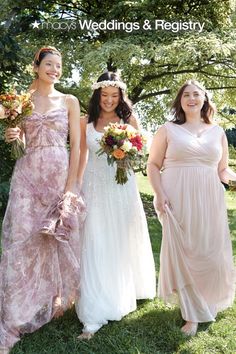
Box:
left=76, top=122, right=156, bottom=333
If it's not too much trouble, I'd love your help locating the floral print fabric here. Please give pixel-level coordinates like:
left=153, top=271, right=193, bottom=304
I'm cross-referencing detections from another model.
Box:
left=0, top=107, right=85, bottom=347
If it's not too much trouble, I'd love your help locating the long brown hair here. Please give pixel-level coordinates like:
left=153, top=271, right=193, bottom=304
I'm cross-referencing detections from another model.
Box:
left=29, top=46, right=61, bottom=92
left=171, top=79, right=216, bottom=124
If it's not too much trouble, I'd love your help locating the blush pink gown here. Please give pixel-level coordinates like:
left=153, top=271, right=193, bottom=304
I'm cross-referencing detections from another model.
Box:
left=0, top=104, right=86, bottom=348
left=158, top=122, right=235, bottom=322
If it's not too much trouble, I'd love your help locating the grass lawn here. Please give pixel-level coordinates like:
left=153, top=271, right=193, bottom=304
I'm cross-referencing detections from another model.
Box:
left=0, top=174, right=235, bottom=354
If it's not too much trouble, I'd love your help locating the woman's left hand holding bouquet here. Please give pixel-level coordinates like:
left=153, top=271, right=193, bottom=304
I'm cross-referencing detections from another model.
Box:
left=5, top=126, right=22, bottom=143
left=0, top=91, right=33, bottom=159
left=4, top=126, right=25, bottom=159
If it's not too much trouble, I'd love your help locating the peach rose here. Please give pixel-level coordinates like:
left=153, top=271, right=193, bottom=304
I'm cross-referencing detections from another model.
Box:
left=112, top=149, right=126, bottom=159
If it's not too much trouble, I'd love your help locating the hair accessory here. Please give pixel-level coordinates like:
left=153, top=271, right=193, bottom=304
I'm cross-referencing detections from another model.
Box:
left=92, top=80, right=127, bottom=91
left=34, top=46, right=61, bottom=65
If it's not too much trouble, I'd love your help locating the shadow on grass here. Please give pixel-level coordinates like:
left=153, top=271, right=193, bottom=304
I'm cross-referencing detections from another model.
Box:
left=12, top=299, right=236, bottom=354
left=12, top=300, right=195, bottom=354
left=6, top=190, right=236, bottom=354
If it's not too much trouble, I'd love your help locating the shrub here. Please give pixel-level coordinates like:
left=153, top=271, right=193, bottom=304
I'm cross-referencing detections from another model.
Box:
left=226, top=128, right=236, bottom=148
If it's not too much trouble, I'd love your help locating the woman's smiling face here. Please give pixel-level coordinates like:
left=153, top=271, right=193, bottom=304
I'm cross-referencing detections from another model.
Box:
left=180, top=84, right=205, bottom=115
left=35, top=53, right=62, bottom=84
left=100, top=86, right=120, bottom=113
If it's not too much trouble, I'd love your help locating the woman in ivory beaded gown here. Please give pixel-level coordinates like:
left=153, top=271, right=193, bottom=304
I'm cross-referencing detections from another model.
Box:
left=76, top=72, right=156, bottom=339
left=147, top=80, right=236, bottom=336
left=0, top=47, right=85, bottom=353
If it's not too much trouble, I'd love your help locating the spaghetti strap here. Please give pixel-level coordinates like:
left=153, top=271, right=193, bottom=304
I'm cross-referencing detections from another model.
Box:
left=62, top=94, right=68, bottom=109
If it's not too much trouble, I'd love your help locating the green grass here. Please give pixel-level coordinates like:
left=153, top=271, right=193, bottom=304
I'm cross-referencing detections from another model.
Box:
left=0, top=174, right=235, bottom=354
left=136, top=172, right=153, bottom=195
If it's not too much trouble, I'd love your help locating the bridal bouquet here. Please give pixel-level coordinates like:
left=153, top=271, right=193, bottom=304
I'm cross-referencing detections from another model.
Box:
left=97, top=122, right=147, bottom=184
left=0, top=92, right=34, bottom=159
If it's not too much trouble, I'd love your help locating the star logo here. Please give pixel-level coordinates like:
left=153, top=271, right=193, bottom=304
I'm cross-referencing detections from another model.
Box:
left=32, top=20, right=40, bottom=29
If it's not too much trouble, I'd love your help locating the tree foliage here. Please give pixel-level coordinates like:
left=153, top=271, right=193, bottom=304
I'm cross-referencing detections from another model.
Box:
left=0, top=0, right=236, bottom=128
left=0, top=0, right=235, bottom=207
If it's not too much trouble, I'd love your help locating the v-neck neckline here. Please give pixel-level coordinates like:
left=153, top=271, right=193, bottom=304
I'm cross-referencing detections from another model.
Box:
left=174, top=123, right=217, bottom=138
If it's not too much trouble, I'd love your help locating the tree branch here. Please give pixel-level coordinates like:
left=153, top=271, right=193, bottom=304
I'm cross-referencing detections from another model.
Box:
left=132, top=84, right=236, bottom=104
left=132, top=89, right=171, bottom=103
left=131, top=65, right=236, bottom=102
left=206, top=85, right=236, bottom=91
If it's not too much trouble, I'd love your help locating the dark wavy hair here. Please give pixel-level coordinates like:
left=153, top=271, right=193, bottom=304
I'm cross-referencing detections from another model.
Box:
left=88, top=72, right=132, bottom=126
left=171, top=79, right=216, bottom=124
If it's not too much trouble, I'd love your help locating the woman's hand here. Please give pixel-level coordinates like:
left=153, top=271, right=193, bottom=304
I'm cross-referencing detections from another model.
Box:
left=64, top=181, right=81, bottom=195
left=153, top=192, right=171, bottom=214
left=5, top=127, right=21, bottom=143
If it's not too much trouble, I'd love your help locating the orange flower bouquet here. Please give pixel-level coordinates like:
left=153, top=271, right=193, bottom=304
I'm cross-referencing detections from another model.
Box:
left=0, top=92, right=34, bottom=159
left=97, top=122, right=147, bottom=184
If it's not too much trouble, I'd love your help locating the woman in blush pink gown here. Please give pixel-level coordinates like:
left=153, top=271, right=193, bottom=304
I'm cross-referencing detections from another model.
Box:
left=147, top=79, right=236, bottom=336
left=0, top=47, right=85, bottom=353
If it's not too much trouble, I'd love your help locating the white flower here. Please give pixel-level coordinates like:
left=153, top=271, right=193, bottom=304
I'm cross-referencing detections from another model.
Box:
left=121, top=141, right=133, bottom=152
left=114, top=128, right=124, bottom=135
left=91, top=80, right=127, bottom=91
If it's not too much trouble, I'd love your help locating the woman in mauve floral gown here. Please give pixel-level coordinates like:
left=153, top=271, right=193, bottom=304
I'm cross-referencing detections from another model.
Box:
left=0, top=46, right=85, bottom=353
left=147, top=79, right=236, bottom=337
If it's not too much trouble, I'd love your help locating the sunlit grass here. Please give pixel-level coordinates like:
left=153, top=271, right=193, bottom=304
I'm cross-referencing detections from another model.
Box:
left=0, top=173, right=235, bottom=354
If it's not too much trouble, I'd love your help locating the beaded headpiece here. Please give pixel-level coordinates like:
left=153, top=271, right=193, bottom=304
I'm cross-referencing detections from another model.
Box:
left=91, top=80, right=127, bottom=91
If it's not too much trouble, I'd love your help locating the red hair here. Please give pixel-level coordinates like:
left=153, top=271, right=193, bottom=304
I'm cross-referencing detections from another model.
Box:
left=29, top=46, right=61, bottom=92
left=33, top=46, right=61, bottom=66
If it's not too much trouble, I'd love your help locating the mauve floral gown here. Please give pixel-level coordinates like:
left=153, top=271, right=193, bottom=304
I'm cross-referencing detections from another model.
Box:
left=158, top=121, right=235, bottom=322
left=0, top=102, right=86, bottom=348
